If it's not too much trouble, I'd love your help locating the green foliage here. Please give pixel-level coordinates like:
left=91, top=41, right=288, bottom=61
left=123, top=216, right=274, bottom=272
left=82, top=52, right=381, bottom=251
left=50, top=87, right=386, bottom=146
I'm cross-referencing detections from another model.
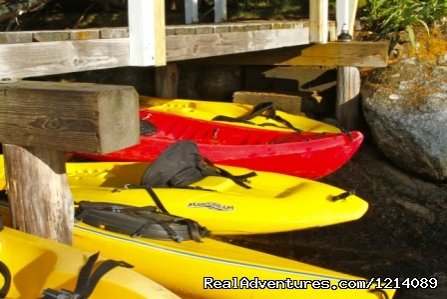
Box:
left=230, top=0, right=307, bottom=20
left=361, top=0, right=447, bottom=44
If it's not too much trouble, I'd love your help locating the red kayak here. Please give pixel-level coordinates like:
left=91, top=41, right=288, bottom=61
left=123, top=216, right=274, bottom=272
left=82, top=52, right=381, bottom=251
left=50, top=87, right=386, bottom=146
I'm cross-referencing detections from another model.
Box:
left=77, top=110, right=363, bottom=179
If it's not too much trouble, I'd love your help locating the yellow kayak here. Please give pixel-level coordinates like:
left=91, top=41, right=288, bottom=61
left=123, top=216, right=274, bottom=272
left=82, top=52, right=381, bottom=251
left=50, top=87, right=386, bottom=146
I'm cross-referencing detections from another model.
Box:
left=63, top=161, right=368, bottom=235
left=139, top=96, right=341, bottom=133
left=0, top=224, right=180, bottom=299
left=0, top=203, right=395, bottom=299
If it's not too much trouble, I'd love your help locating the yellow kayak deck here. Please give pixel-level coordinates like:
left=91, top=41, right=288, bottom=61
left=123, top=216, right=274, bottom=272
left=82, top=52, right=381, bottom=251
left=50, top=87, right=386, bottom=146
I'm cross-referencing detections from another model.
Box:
left=0, top=226, right=179, bottom=299
left=64, top=160, right=368, bottom=234
left=74, top=222, right=396, bottom=299
left=140, top=96, right=341, bottom=133
left=0, top=201, right=395, bottom=299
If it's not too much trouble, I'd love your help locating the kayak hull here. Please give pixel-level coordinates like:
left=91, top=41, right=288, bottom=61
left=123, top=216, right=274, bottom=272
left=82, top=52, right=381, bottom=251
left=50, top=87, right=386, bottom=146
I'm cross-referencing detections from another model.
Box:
left=0, top=226, right=179, bottom=299
left=0, top=157, right=369, bottom=234
left=140, top=96, right=342, bottom=133
left=0, top=203, right=395, bottom=299
left=64, top=160, right=368, bottom=234
left=73, top=222, right=396, bottom=299
left=78, top=110, right=363, bottom=179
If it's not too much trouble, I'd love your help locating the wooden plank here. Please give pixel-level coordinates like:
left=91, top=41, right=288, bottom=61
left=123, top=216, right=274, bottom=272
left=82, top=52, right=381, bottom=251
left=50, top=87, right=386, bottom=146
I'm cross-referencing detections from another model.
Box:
left=155, top=63, right=179, bottom=98
left=0, top=36, right=387, bottom=80
left=100, top=27, right=128, bottom=39
left=336, top=66, right=360, bottom=130
left=0, top=81, right=139, bottom=154
left=174, top=26, right=198, bottom=35
left=0, top=26, right=309, bottom=80
left=290, top=41, right=388, bottom=67
left=309, top=0, right=328, bottom=43
left=70, top=29, right=100, bottom=40
left=3, top=144, right=73, bottom=245
left=128, top=0, right=166, bottom=66
left=185, top=0, right=199, bottom=24
left=189, top=41, right=388, bottom=67
left=33, top=30, right=69, bottom=42
left=233, top=91, right=302, bottom=115
left=215, top=0, right=227, bottom=23
left=0, top=38, right=129, bottom=80
left=0, top=21, right=308, bottom=43
left=215, top=26, right=230, bottom=33
left=166, top=27, right=310, bottom=61
left=0, top=32, right=32, bottom=44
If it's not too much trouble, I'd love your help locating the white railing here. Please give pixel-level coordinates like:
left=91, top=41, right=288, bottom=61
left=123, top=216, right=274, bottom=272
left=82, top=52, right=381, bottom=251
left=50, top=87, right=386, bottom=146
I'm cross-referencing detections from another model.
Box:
left=184, top=0, right=227, bottom=24
left=128, top=0, right=166, bottom=66
left=310, top=0, right=357, bottom=44
left=183, top=0, right=358, bottom=44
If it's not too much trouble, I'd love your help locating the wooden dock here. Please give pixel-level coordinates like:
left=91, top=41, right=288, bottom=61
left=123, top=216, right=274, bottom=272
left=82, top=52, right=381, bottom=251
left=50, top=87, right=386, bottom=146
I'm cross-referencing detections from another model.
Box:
left=0, top=21, right=387, bottom=81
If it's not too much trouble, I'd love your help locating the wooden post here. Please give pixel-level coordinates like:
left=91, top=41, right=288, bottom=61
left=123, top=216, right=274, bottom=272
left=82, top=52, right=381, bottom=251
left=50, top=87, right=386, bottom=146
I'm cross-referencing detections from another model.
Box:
left=309, top=0, right=328, bottom=43
left=185, top=0, right=199, bottom=24
left=155, top=63, right=179, bottom=98
left=336, top=66, right=360, bottom=130
left=215, top=0, right=227, bottom=23
left=0, top=81, right=139, bottom=244
left=3, top=145, right=73, bottom=244
left=128, top=0, right=166, bottom=66
left=336, top=0, right=360, bottom=130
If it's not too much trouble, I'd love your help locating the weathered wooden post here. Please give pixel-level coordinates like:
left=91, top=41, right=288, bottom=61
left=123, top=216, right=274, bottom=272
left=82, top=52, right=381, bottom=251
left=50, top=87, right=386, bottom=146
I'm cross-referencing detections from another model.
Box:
left=336, top=0, right=360, bottom=130
left=155, top=63, right=179, bottom=98
left=336, top=66, right=360, bottom=130
left=0, top=81, right=139, bottom=244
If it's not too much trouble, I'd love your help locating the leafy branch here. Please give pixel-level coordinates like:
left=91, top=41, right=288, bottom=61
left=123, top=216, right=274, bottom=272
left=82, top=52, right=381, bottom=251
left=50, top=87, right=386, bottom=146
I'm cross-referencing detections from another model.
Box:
left=361, top=0, right=447, bottom=47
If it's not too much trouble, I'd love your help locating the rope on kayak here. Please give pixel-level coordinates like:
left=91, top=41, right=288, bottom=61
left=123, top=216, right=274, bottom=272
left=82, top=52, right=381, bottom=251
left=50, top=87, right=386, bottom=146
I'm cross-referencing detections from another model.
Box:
left=330, top=190, right=355, bottom=202
left=43, top=252, right=133, bottom=299
left=0, top=261, right=11, bottom=299
left=212, top=101, right=303, bottom=133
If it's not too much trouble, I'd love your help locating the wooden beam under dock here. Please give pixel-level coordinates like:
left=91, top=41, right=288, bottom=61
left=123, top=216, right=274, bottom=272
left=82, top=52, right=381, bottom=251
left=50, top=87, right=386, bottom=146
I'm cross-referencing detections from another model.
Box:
left=189, top=41, right=389, bottom=67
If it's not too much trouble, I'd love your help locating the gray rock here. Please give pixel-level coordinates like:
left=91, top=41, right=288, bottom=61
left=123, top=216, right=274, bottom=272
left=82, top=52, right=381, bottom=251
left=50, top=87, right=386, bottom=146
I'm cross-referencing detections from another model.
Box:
left=362, top=59, right=447, bottom=181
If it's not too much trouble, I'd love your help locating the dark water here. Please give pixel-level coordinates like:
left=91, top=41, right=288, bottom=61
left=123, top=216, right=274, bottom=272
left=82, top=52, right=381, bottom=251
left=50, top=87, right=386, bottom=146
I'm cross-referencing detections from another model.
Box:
left=219, top=142, right=447, bottom=299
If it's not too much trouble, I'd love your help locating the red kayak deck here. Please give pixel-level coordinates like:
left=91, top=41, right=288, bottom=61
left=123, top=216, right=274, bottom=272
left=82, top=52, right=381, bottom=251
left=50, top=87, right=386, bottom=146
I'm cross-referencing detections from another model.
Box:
left=77, top=110, right=363, bottom=179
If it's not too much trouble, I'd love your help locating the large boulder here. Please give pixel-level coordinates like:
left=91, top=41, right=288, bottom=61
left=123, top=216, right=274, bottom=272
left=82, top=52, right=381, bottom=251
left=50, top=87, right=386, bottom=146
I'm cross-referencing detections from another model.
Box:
left=362, top=58, right=447, bottom=181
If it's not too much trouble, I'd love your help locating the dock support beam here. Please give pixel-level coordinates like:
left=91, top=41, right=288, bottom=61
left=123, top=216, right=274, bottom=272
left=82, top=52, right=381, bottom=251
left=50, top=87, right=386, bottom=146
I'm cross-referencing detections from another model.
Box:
left=336, top=66, right=360, bottom=130
left=155, top=63, right=179, bottom=98
left=336, top=0, right=360, bottom=130
left=0, top=81, right=139, bottom=244
left=3, top=145, right=73, bottom=244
